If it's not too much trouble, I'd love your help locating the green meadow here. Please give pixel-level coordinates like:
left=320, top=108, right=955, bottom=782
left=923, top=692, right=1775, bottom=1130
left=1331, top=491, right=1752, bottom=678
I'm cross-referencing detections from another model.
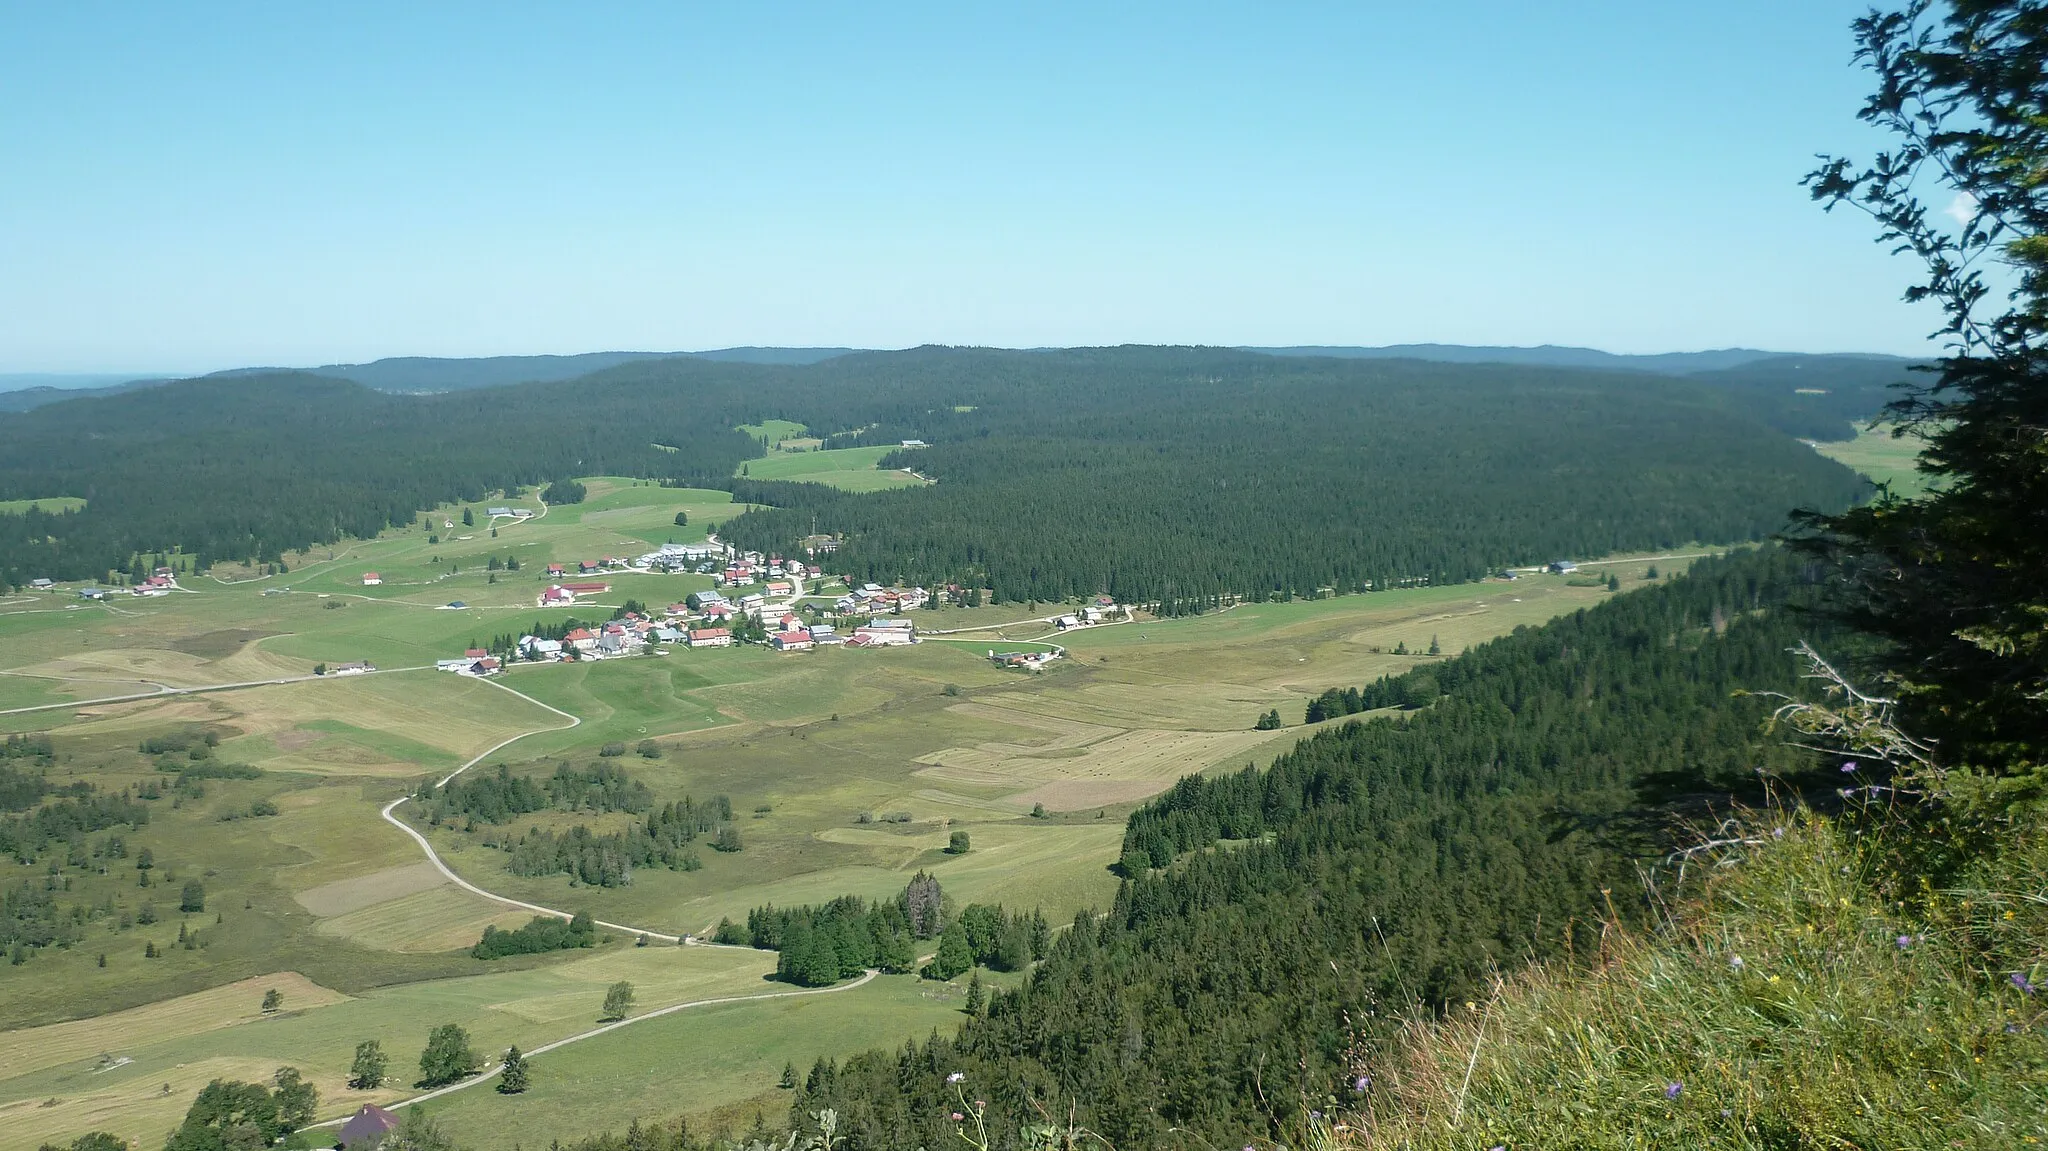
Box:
left=0, top=496, right=87, bottom=515
left=0, top=472, right=1704, bottom=1149
left=738, top=445, right=926, bottom=492
left=1812, top=423, right=1933, bottom=495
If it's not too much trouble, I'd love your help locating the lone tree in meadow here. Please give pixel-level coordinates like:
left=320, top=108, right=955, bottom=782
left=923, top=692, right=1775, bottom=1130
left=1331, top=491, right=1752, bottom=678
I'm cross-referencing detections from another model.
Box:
left=417, top=1023, right=479, bottom=1088
left=260, top=988, right=283, bottom=1013
left=946, top=830, right=971, bottom=855
left=179, top=880, right=205, bottom=913
left=600, top=981, right=635, bottom=1022
left=497, top=1046, right=529, bottom=1094
left=348, top=1039, right=387, bottom=1090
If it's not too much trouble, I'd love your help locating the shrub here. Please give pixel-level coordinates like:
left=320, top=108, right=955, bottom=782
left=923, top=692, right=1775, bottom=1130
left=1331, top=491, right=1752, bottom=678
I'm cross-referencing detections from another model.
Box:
left=598, top=742, right=627, bottom=758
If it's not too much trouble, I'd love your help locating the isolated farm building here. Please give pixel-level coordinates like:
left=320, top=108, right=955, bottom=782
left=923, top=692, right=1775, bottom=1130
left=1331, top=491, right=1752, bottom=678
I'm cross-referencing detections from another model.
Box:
left=360, top=572, right=381, bottom=586
left=546, top=563, right=566, bottom=577
left=900, top=439, right=927, bottom=448
left=486, top=506, right=512, bottom=517
left=578, top=560, right=599, bottom=574
left=77, top=587, right=106, bottom=600
left=539, top=585, right=575, bottom=607
left=687, top=627, right=732, bottom=648
left=465, top=657, right=502, bottom=676
left=331, top=662, right=374, bottom=675
left=1055, top=615, right=1080, bottom=629
left=852, top=625, right=915, bottom=647
left=773, top=630, right=814, bottom=652
left=1547, top=560, right=1579, bottom=574
left=337, top=1103, right=400, bottom=1151
left=445, top=600, right=467, bottom=609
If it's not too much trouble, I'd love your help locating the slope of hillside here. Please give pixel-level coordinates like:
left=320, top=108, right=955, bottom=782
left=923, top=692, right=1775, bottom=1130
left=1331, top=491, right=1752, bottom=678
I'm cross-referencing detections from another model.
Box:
left=1346, top=812, right=2046, bottom=1149
left=778, top=549, right=1850, bottom=1149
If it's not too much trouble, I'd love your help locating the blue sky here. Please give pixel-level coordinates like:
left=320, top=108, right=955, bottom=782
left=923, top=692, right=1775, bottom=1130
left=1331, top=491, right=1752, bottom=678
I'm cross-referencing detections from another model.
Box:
left=0, top=1, right=1933, bottom=372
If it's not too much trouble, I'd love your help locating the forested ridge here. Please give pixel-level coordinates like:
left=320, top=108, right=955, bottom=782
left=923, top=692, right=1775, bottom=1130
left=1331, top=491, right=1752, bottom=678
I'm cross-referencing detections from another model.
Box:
left=785, top=548, right=1841, bottom=1149
left=0, top=349, right=1865, bottom=603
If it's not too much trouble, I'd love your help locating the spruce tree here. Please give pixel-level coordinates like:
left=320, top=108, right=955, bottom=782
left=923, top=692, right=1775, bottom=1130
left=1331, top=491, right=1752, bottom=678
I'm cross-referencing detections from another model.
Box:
left=497, top=1046, right=529, bottom=1094
left=964, top=971, right=985, bottom=1015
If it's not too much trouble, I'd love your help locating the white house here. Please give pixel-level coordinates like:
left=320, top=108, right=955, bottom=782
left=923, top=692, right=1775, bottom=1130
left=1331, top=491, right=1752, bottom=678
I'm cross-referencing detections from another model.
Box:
left=360, top=573, right=382, bottom=586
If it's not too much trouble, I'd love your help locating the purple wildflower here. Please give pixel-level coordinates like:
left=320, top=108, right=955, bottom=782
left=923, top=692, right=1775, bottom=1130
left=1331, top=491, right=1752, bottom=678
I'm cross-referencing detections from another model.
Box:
left=1841, top=761, right=1858, bottom=773
left=1665, top=1082, right=1683, bottom=1100
left=1353, top=1075, right=1371, bottom=1093
left=1729, top=954, right=1744, bottom=970
left=2013, top=973, right=2038, bottom=995
left=1897, top=935, right=1913, bottom=949
left=1771, top=827, right=1784, bottom=839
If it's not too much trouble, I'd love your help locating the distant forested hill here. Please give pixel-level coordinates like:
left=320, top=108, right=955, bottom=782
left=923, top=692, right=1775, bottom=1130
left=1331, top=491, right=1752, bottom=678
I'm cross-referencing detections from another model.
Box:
left=719, top=349, right=1867, bottom=607
left=0, top=347, right=1864, bottom=592
left=0, top=368, right=762, bottom=581
left=786, top=548, right=1837, bottom=1150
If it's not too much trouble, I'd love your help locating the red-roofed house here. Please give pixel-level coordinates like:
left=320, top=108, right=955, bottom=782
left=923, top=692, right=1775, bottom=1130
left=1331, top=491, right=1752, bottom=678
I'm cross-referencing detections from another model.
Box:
left=547, top=563, right=566, bottom=577
left=773, top=630, right=814, bottom=652
left=687, top=627, right=732, bottom=648
left=361, top=572, right=382, bottom=586
left=562, top=581, right=610, bottom=594
left=565, top=627, right=597, bottom=652
left=541, top=585, right=575, bottom=607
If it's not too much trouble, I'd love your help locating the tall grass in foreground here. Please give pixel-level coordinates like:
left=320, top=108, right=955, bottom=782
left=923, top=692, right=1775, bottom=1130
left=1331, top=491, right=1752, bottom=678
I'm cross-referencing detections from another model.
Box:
left=1333, top=810, right=2046, bottom=1150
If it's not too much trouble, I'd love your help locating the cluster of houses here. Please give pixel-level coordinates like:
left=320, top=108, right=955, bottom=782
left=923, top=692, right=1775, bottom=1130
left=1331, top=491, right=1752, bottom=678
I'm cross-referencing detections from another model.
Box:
left=712, top=554, right=809, bottom=588
left=990, top=648, right=1061, bottom=671
left=71, top=567, right=179, bottom=599
left=831, top=582, right=929, bottom=613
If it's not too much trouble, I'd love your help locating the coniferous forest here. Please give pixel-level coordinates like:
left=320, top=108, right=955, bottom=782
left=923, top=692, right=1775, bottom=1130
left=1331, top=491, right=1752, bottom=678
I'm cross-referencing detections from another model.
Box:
left=783, top=548, right=1842, bottom=1149
left=0, top=348, right=1867, bottom=601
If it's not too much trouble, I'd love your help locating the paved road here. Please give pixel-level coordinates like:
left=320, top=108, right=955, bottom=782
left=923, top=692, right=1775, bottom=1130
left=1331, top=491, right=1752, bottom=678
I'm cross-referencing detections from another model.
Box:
left=303, top=969, right=879, bottom=1126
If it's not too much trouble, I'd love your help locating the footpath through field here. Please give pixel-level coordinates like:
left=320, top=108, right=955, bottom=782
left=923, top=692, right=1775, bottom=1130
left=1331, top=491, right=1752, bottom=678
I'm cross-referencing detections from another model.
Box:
left=303, top=969, right=879, bottom=1126
left=0, top=665, right=436, bottom=717
left=375, top=677, right=701, bottom=944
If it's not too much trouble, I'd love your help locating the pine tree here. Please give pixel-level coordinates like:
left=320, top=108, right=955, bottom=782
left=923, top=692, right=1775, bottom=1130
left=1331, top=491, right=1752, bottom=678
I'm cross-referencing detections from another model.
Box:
left=497, top=1046, right=529, bottom=1094
left=964, top=971, right=985, bottom=1015
left=779, top=1062, right=799, bottom=1089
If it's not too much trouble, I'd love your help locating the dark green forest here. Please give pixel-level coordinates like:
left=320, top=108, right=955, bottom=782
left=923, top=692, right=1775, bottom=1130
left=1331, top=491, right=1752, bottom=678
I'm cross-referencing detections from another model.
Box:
left=0, top=348, right=1867, bottom=604
left=783, top=548, right=1841, bottom=1149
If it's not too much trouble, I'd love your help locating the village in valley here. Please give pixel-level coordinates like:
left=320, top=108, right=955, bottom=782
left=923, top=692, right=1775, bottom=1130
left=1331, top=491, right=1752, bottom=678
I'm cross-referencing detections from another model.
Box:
left=424, top=539, right=1130, bottom=678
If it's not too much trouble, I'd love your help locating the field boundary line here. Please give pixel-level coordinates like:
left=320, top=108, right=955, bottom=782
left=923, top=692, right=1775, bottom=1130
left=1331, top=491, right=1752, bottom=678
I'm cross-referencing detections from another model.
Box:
left=304, top=969, right=878, bottom=1124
